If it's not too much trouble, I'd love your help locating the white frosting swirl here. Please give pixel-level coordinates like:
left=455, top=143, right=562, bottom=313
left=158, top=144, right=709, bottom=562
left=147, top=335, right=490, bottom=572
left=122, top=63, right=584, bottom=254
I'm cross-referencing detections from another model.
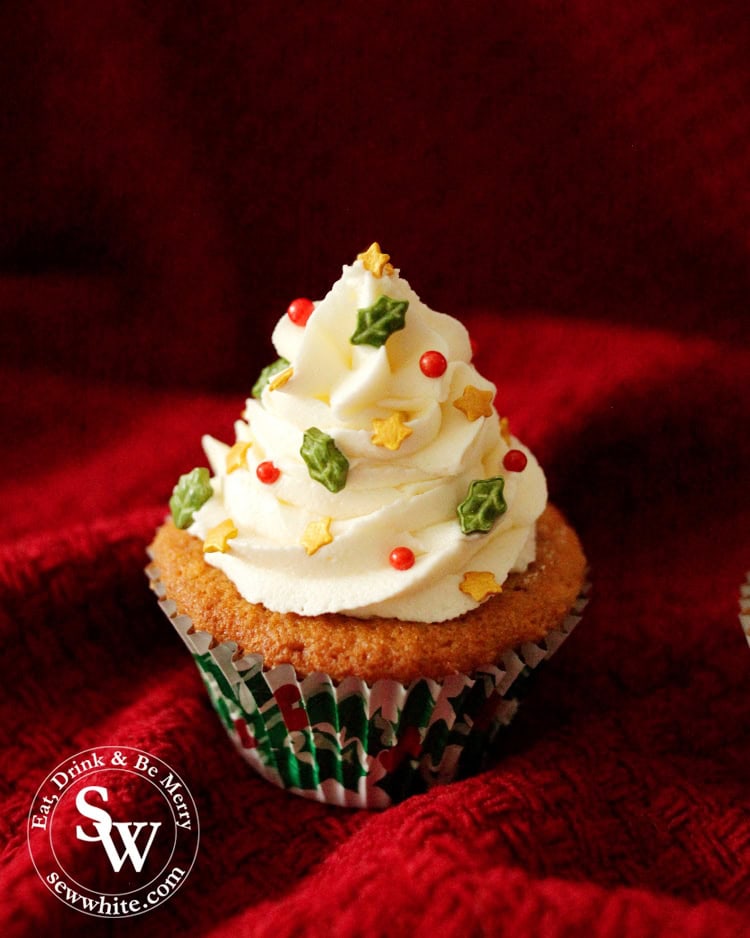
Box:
left=189, top=258, right=547, bottom=621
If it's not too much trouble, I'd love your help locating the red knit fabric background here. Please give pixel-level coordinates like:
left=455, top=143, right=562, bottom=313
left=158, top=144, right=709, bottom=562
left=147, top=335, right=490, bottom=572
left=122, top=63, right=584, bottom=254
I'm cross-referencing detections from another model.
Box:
left=1, top=2, right=748, bottom=936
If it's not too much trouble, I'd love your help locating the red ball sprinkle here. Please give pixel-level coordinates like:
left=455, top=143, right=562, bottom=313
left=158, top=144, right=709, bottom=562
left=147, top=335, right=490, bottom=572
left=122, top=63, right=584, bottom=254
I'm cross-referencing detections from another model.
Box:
left=287, top=297, right=314, bottom=326
left=419, top=350, right=447, bottom=377
left=256, top=461, right=281, bottom=484
left=389, top=546, right=415, bottom=570
left=503, top=449, right=528, bottom=472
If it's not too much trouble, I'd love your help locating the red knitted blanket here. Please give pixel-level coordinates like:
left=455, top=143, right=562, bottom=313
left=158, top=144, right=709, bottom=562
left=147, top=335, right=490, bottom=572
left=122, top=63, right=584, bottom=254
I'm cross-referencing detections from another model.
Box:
left=1, top=2, right=749, bottom=936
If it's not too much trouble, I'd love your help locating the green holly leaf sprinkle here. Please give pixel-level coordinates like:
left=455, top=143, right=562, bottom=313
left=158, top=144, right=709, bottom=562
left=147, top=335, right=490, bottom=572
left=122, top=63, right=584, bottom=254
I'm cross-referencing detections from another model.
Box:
left=252, top=357, right=290, bottom=398
left=169, top=467, right=213, bottom=529
left=300, top=427, right=349, bottom=493
left=350, top=295, right=408, bottom=348
left=456, top=476, right=507, bottom=535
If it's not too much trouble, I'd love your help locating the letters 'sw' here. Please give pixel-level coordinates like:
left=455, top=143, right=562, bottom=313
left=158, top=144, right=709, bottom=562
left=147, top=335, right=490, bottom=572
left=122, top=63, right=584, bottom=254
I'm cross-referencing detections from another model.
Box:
left=75, top=786, right=161, bottom=873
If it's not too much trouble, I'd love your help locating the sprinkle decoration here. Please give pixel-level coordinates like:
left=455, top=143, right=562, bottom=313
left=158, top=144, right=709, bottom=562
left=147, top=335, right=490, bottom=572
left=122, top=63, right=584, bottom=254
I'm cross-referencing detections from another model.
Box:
left=453, top=385, right=494, bottom=421
left=203, top=518, right=238, bottom=554
left=256, top=461, right=280, bottom=484
left=459, top=571, right=503, bottom=602
left=419, top=350, right=447, bottom=378
left=499, top=416, right=512, bottom=446
left=252, top=357, right=290, bottom=398
left=301, top=518, right=333, bottom=555
left=351, top=295, right=409, bottom=348
left=503, top=449, right=528, bottom=472
left=268, top=366, right=294, bottom=391
left=300, top=427, right=350, bottom=493
left=226, top=440, right=252, bottom=474
left=371, top=412, right=413, bottom=451
left=287, top=297, right=314, bottom=326
left=169, top=467, right=213, bottom=529
left=389, top=546, right=415, bottom=570
left=357, top=242, right=394, bottom=278
left=457, top=477, right=508, bottom=535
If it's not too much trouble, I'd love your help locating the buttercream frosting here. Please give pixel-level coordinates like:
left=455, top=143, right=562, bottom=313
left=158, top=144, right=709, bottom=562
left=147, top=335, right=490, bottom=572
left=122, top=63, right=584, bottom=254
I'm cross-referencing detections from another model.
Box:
left=189, top=251, right=547, bottom=621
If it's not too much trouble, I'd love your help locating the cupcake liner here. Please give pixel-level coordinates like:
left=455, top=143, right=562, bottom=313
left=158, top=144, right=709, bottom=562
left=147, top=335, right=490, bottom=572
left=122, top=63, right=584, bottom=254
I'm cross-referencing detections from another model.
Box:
left=147, top=559, right=589, bottom=809
left=740, top=572, right=750, bottom=649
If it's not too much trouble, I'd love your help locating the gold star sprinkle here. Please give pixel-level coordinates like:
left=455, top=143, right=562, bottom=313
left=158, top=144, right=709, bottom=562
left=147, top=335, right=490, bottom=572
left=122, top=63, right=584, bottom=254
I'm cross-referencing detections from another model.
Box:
left=226, top=440, right=252, bottom=474
left=203, top=518, right=238, bottom=554
left=301, top=518, right=333, bottom=555
left=453, top=385, right=494, bottom=421
left=499, top=416, right=512, bottom=446
left=371, top=412, right=413, bottom=451
left=268, top=366, right=294, bottom=391
left=459, top=571, right=503, bottom=603
left=357, top=242, right=394, bottom=278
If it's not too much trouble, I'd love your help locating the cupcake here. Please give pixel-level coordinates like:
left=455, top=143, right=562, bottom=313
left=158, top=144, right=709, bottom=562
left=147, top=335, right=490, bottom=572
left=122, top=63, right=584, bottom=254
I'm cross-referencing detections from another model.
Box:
left=148, top=243, right=587, bottom=808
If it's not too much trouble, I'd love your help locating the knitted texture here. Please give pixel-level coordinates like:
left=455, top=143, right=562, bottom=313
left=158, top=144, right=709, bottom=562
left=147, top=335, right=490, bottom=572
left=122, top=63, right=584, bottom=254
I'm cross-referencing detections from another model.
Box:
left=1, top=1, right=749, bottom=935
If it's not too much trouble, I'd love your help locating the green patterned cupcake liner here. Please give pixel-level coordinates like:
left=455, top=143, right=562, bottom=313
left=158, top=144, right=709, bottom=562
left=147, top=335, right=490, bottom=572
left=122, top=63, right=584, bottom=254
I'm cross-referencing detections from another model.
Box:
left=147, top=564, right=589, bottom=809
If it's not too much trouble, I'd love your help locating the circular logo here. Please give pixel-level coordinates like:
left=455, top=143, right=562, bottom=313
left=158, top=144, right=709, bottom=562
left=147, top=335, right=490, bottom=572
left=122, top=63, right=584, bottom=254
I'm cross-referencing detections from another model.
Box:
left=28, top=747, right=199, bottom=918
